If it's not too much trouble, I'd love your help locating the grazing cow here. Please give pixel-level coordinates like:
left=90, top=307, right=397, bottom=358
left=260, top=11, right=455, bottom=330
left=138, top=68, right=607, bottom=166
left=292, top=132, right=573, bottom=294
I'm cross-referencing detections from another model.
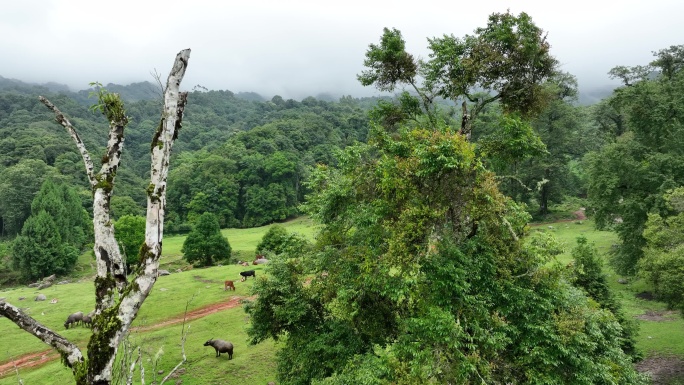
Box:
left=82, top=315, right=93, bottom=328
left=204, top=339, right=234, bottom=359
left=224, top=280, right=236, bottom=291
left=64, top=311, right=84, bottom=329
left=239, top=270, right=256, bottom=282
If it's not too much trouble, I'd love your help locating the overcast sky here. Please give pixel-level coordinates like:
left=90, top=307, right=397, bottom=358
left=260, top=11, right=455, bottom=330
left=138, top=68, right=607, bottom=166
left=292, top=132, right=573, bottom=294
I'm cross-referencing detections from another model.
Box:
left=2, top=0, right=683, bottom=100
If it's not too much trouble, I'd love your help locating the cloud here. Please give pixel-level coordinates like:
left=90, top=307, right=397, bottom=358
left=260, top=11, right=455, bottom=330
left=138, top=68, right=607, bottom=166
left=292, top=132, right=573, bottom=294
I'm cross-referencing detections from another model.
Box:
left=2, top=0, right=683, bottom=99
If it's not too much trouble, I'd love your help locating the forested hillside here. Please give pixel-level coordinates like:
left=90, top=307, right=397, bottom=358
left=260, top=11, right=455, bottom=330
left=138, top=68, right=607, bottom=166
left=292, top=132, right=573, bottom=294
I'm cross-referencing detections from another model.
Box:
left=0, top=80, right=376, bottom=237
left=1, top=9, right=684, bottom=385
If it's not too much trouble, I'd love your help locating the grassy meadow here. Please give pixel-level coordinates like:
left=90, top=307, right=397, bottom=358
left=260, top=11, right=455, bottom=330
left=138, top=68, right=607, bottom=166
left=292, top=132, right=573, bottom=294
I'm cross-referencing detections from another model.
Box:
left=1, top=216, right=683, bottom=384
left=0, top=217, right=316, bottom=385
left=158, top=216, right=319, bottom=271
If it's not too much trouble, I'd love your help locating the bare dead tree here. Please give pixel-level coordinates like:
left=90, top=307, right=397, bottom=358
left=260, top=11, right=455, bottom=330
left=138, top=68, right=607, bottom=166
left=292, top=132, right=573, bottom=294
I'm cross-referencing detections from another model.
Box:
left=0, top=49, right=191, bottom=385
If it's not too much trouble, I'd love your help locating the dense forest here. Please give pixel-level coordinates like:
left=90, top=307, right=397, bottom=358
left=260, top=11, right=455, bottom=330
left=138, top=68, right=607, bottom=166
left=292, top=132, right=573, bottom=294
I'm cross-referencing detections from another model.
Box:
left=1, top=9, right=684, bottom=385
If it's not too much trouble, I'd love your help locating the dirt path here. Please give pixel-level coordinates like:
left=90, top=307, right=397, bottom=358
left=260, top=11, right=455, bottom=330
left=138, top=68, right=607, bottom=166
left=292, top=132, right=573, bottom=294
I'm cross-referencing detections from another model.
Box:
left=0, top=350, right=60, bottom=378
left=132, top=295, right=251, bottom=332
left=0, top=296, right=250, bottom=378
left=636, top=355, right=684, bottom=384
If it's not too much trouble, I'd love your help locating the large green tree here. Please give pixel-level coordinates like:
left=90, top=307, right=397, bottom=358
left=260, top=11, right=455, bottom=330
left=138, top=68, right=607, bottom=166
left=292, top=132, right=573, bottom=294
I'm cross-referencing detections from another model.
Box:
left=245, top=124, right=645, bottom=384
left=10, top=179, right=89, bottom=281
left=357, top=11, right=571, bottom=219
left=12, top=210, right=79, bottom=281
left=358, top=11, right=558, bottom=137
left=182, top=212, right=232, bottom=267
left=30, top=179, right=91, bottom=250
left=639, top=187, right=684, bottom=315
left=586, top=45, right=684, bottom=274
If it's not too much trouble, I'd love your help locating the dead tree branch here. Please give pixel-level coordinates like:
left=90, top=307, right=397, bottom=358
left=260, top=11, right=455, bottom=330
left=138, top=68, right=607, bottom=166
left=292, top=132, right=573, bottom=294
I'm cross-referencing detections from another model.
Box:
left=0, top=302, right=83, bottom=369
left=38, top=97, right=96, bottom=187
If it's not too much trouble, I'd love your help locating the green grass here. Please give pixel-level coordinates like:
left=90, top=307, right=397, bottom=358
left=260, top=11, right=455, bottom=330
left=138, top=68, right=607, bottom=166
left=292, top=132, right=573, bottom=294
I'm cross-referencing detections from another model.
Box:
left=0, top=269, right=271, bottom=383
left=2, top=216, right=683, bottom=383
left=222, top=215, right=318, bottom=252
left=1, top=307, right=279, bottom=385
left=159, top=216, right=318, bottom=270
left=529, top=219, right=617, bottom=264
left=0, top=216, right=317, bottom=383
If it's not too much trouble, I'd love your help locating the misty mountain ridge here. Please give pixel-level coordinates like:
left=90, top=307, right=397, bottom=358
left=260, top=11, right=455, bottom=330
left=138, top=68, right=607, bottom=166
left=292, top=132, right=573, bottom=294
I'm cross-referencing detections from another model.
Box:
left=0, top=75, right=614, bottom=106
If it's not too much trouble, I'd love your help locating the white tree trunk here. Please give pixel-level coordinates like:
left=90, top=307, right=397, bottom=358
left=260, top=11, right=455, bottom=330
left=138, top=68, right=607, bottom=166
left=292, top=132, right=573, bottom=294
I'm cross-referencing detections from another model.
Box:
left=0, top=49, right=191, bottom=385
left=88, top=48, right=190, bottom=384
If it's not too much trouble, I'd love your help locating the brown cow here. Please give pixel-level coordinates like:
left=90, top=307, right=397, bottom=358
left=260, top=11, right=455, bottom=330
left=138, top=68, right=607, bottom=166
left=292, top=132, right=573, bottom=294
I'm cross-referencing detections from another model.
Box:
left=224, top=280, right=236, bottom=291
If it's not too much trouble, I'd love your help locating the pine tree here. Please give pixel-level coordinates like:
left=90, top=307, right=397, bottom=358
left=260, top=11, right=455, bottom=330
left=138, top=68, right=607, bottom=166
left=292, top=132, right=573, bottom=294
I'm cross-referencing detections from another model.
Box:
left=31, top=179, right=90, bottom=250
left=182, top=212, right=231, bottom=266
left=12, top=210, right=78, bottom=281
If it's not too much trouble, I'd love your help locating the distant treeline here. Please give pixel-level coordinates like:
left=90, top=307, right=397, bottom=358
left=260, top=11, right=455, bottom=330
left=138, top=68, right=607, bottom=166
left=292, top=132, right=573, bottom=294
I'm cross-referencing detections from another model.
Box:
left=0, top=78, right=389, bottom=236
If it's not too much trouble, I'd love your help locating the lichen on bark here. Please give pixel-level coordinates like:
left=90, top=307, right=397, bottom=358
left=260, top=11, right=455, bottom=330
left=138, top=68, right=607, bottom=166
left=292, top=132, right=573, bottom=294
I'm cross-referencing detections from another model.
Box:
left=0, top=48, right=193, bottom=385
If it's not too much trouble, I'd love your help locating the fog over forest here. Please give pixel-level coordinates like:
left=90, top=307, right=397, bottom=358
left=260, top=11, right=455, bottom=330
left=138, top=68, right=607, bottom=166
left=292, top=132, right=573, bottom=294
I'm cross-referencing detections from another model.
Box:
left=1, top=1, right=683, bottom=102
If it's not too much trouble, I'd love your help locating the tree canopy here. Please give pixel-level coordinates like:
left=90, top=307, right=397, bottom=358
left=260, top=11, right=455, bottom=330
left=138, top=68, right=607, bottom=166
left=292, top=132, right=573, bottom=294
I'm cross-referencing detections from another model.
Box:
left=586, top=45, right=684, bottom=275
left=182, top=212, right=232, bottom=267
left=359, top=11, right=558, bottom=136
left=245, top=123, right=645, bottom=384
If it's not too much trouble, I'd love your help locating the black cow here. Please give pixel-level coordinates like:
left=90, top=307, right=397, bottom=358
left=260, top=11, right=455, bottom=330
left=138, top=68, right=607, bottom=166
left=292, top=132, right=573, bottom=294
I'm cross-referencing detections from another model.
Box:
left=240, top=270, right=256, bottom=282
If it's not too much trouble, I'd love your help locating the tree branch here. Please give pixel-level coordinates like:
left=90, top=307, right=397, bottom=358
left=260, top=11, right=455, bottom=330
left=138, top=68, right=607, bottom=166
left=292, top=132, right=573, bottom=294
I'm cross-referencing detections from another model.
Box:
left=502, top=217, right=519, bottom=242
left=408, top=79, right=436, bottom=127
left=38, top=96, right=96, bottom=188
left=117, top=49, right=190, bottom=330
left=87, top=49, right=191, bottom=384
left=0, top=301, right=83, bottom=368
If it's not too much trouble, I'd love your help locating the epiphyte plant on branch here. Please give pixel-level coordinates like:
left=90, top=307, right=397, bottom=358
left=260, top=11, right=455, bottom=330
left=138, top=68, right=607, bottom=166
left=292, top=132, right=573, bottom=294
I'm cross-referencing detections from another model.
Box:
left=0, top=49, right=191, bottom=385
